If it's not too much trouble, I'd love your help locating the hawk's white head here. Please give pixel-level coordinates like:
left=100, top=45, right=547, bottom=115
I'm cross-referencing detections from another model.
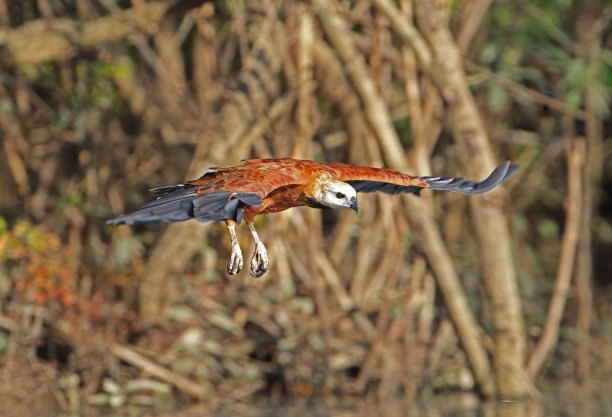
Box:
left=315, top=178, right=359, bottom=212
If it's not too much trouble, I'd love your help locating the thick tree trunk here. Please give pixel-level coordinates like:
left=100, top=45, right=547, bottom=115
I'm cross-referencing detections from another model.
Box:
left=313, top=0, right=495, bottom=397
left=374, top=0, right=530, bottom=398
left=417, top=3, right=528, bottom=398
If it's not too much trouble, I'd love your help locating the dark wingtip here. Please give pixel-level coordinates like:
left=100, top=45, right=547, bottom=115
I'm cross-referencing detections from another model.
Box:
left=423, top=161, right=519, bottom=195
left=457, top=161, right=510, bottom=194
left=106, top=216, right=135, bottom=226
left=503, top=163, right=520, bottom=182
left=106, top=215, right=123, bottom=226
left=423, top=176, right=466, bottom=190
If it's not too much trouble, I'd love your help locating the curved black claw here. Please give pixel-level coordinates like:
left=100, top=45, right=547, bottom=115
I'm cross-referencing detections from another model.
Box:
left=422, top=161, right=519, bottom=195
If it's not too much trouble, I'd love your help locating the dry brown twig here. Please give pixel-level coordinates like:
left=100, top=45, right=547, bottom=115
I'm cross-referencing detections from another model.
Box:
left=110, top=344, right=210, bottom=400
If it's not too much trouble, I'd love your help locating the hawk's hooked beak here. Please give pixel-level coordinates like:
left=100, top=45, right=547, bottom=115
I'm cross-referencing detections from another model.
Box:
left=350, top=197, right=359, bottom=213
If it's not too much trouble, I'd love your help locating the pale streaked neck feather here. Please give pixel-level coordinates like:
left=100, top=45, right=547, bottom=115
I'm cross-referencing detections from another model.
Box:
left=310, top=173, right=336, bottom=201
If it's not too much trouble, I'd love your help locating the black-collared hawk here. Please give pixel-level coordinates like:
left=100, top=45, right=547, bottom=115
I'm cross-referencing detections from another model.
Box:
left=107, top=158, right=519, bottom=277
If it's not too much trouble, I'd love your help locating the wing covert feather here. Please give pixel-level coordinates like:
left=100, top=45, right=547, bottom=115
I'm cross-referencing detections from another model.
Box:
left=188, top=159, right=314, bottom=199
left=325, top=163, right=429, bottom=195
left=325, top=163, right=428, bottom=187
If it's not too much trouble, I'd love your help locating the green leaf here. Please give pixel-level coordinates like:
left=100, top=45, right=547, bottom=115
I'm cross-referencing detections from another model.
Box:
left=167, top=304, right=196, bottom=323
left=88, top=393, right=111, bottom=406
left=0, top=333, right=9, bottom=353
left=125, top=379, right=171, bottom=394
left=487, top=84, right=508, bottom=113
left=537, top=218, right=559, bottom=239
left=565, top=88, right=583, bottom=109
left=480, top=42, right=499, bottom=64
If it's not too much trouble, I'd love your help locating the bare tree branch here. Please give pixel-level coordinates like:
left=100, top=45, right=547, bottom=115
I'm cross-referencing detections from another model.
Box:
left=0, top=0, right=208, bottom=65
left=527, top=135, right=584, bottom=376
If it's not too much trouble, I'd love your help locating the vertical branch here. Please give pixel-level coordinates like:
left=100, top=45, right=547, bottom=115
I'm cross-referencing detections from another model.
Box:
left=376, top=0, right=529, bottom=398
left=311, top=0, right=408, bottom=172
left=575, top=161, right=593, bottom=383
left=139, top=15, right=196, bottom=324
left=154, top=17, right=190, bottom=124
left=398, top=0, right=442, bottom=174
left=574, top=0, right=605, bottom=383
left=0, top=114, right=30, bottom=198
left=312, top=0, right=495, bottom=396
left=0, top=0, right=9, bottom=26
left=456, top=0, right=494, bottom=53
left=526, top=134, right=585, bottom=377
left=312, top=38, right=369, bottom=163
left=307, top=208, right=333, bottom=392
left=290, top=3, right=333, bottom=391
left=370, top=0, right=433, bottom=71
left=293, top=3, right=316, bottom=158
left=192, top=3, right=219, bottom=114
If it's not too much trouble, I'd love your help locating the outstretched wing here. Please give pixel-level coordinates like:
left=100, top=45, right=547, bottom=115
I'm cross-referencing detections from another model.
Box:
left=327, top=161, right=519, bottom=195
left=106, top=159, right=314, bottom=226
left=106, top=185, right=263, bottom=226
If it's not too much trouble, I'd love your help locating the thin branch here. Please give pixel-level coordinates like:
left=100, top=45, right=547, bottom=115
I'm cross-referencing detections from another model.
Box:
left=526, top=135, right=585, bottom=377
left=370, top=0, right=433, bottom=71
left=110, top=344, right=209, bottom=400
left=316, top=252, right=355, bottom=311
left=457, top=0, right=494, bottom=53
left=293, top=3, right=316, bottom=159
left=463, top=60, right=589, bottom=120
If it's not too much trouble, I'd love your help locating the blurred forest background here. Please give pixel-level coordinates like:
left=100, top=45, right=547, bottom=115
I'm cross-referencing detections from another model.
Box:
left=1, top=0, right=611, bottom=416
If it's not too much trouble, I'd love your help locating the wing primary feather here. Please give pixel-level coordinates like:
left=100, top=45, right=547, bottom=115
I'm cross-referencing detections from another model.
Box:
left=149, top=184, right=190, bottom=197
left=421, top=161, right=520, bottom=195
left=502, top=164, right=520, bottom=182
left=453, top=161, right=509, bottom=194
left=419, top=177, right=465, bottom=190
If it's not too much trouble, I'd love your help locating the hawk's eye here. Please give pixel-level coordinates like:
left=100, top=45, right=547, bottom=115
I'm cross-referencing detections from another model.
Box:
left=335, top=192, right=345, bottom=199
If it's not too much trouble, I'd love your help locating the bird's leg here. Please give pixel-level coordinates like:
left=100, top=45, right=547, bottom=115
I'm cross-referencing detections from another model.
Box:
left=225, top=220, right=243, bottom=275
left=247, top=221, right=269, bottom=278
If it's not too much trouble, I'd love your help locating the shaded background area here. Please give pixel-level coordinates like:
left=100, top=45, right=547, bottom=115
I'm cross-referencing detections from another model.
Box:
left=1, top=0, right=611, bottom=415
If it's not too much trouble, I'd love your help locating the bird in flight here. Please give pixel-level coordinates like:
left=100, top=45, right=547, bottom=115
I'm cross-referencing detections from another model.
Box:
left=108, top=158, right=519, bottom=277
